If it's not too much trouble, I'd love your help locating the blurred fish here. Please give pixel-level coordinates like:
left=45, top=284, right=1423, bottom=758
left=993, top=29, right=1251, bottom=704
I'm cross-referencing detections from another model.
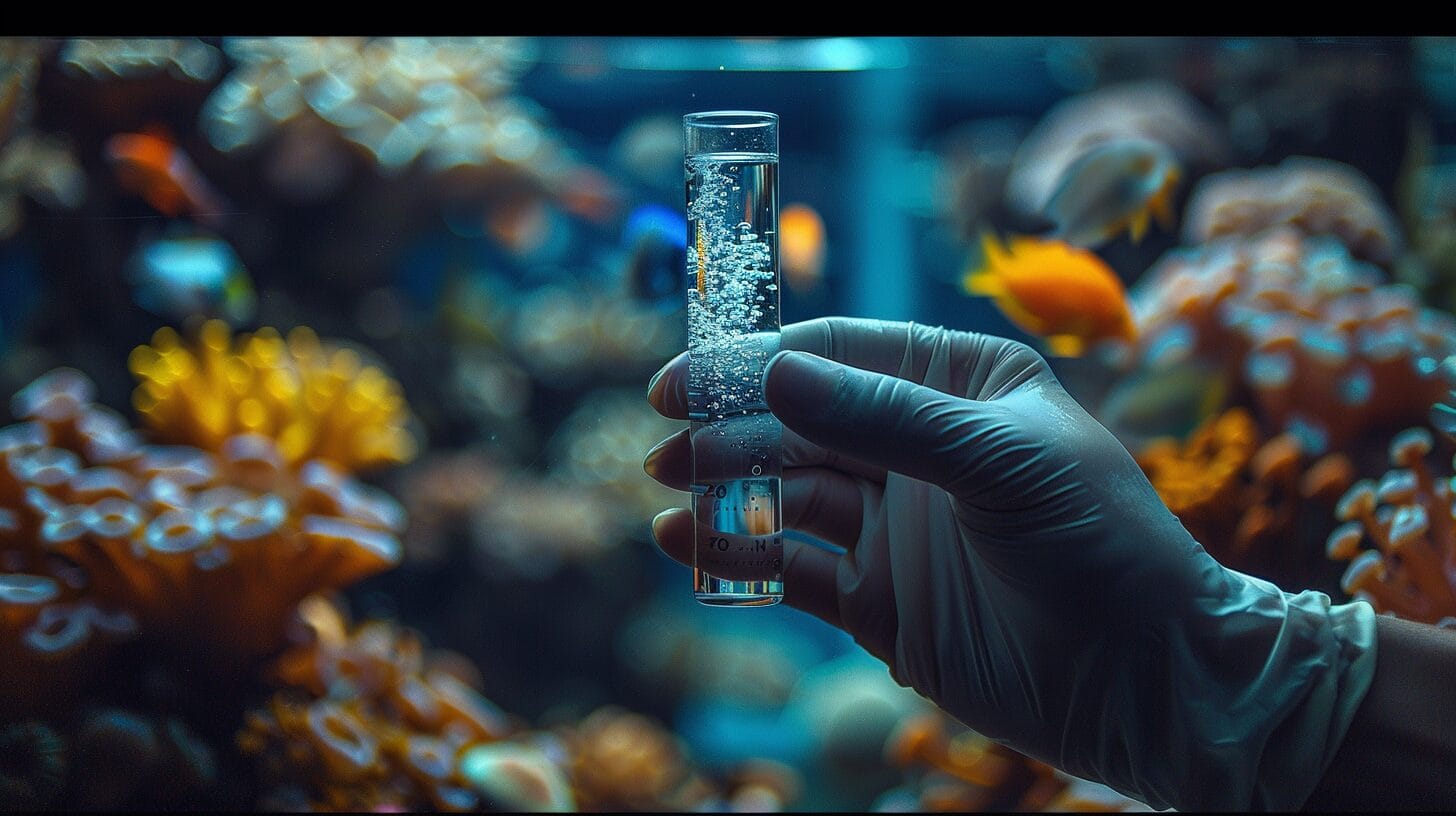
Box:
left=779, top=202, right=826, bottom=294
left=623, top=203, right=687, bottom=307
left=1043, top=138, right=1181, bottom=248
left=962, top=234, right=1136, bottom=357
left=1099, top=362, right=1228, bottom=443
left=105, top=128, right=231, bottom=225
left=127, top=229, right=255, bottom=324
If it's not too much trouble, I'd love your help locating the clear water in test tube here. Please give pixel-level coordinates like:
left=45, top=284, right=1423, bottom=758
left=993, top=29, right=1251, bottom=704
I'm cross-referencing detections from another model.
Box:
left=683, top=111, right=783, bottom=606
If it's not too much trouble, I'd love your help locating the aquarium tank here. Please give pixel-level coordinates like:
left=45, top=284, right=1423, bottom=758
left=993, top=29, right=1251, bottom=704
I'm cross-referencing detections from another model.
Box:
left=1, top=35, right=1453, bottom=812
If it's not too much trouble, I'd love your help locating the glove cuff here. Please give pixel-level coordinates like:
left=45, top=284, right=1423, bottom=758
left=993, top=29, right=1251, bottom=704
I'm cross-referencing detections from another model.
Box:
left=1079, top=568, right=1377, bottom=811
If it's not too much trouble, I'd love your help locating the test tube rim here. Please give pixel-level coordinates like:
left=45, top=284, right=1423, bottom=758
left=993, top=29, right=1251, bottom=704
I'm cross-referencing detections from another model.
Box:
left=683, top=110, right=779, bottom=129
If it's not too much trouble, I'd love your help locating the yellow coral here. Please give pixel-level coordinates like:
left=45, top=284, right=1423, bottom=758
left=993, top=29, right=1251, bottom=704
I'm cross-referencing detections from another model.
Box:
left=128, top=320, right=416, bottom=473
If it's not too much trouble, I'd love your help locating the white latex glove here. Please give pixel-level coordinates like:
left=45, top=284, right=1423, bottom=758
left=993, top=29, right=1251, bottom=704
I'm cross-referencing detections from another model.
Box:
left=644, top=317, right=1376, bottom=811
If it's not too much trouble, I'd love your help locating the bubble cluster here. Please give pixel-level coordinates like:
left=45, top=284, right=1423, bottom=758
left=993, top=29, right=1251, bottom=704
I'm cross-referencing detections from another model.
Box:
left=686, top=157, right=779, bottom=420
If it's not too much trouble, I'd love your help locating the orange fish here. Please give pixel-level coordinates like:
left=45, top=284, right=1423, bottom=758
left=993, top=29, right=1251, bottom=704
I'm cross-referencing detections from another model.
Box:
left=779, top=202, right=826, bottom=293
left=105, top=128, right=229, bottom=224
left=962, top=234, right=1137, bottom=357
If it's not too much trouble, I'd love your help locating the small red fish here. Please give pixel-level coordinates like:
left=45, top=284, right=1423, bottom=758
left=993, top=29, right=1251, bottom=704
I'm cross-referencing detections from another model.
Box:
left=106, top=128, right=229, bottom=224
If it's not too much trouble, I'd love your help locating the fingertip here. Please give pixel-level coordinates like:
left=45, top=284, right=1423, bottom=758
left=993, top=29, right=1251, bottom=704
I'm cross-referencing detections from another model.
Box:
left=650, top=507, right=694, bottom=567
left=763, top=350, right=841, bottom=421
left=647, top=352, right=689, bottom=418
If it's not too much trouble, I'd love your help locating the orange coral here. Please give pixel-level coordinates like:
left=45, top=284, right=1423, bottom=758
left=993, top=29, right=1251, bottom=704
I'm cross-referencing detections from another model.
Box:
left=1, top=368, right=406, bottom=682
left=238, top=596, right=520, bottom=812
left=1129, top=227, right=1456, bottom=455
left=885, top=711, right=1142, bottom=812
left=1137, top=407, right=1354, bottom=579
left=1327, top=427, right=1456, bottom=624
left=128, top=319, right=416, bottom=474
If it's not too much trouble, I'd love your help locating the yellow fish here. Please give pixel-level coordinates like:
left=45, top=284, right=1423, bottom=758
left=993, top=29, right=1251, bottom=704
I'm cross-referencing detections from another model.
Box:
left=1044, top=138, right=1181, bottom=248
left=963, top=234, right=1137, bottom=357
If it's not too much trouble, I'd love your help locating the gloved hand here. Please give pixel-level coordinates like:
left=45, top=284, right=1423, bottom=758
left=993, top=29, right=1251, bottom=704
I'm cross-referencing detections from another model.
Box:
left=643, top=317, right=1376, bottom=811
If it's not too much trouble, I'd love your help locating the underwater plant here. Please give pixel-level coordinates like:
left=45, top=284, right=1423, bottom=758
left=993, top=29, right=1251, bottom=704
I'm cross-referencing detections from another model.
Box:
left=129, top=319, right=417, bottom=474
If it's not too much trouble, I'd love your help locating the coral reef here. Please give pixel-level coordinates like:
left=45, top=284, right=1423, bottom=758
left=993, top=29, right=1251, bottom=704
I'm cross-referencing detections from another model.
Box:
left=1182, top=157, right=1403, bottom=266
left=200, top=37, right=569, bottom=184
left=58, top=38, right=223, bottom=82
left=1, top=366, right=406, bottom=691
left=1327, top=427, right=1456, bottom=625
left=0, top=39, right=85, bottom=239
left=545, top=388, right=681, bottom=528
left=128, top=319, right=417, bottom=474
left=558, top=705, right=720, bottom=812
left=1128, top=226, right=1456, bottom=455
left=508, top=284, right=681, bottom=384
left=1136, top=407, right=1354, bottom=582
left=239, top=595, right=519, bottom=811
left=883, top=711, right=1146, bottom=812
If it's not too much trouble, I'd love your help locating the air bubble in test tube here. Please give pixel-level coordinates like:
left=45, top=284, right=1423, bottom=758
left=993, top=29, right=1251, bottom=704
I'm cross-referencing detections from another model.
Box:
left=683, top=110, right=783, bottom=606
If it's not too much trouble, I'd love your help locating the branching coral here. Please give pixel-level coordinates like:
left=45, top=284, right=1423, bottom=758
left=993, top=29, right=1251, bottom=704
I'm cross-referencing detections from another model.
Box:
left=238, top=595, right=521, bottom=811
left=129, top=319, right=416, bottom=473
left=1128, top=226, right=1456, bottom=455
left=1136, top=407, right=1354, bottom=581
left=1, top=366, right=406, bottom=683
left=1182, top=157, right=1403, bottom=266
left=1327, top=427, right=1456, bottom=625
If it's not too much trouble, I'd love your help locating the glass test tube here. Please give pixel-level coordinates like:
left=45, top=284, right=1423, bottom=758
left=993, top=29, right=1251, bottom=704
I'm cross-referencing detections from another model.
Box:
left=684, top=111, right=783, bottom=606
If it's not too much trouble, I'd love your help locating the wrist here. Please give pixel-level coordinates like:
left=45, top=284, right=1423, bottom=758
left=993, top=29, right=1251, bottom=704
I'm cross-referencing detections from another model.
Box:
left=1072, top=571, right=1376, bottom=811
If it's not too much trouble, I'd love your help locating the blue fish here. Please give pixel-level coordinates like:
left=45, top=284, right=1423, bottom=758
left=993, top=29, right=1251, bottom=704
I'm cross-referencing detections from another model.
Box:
left=127, top=229, right=255, bottom=324
left=622, top=203, right=687, bottom=308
